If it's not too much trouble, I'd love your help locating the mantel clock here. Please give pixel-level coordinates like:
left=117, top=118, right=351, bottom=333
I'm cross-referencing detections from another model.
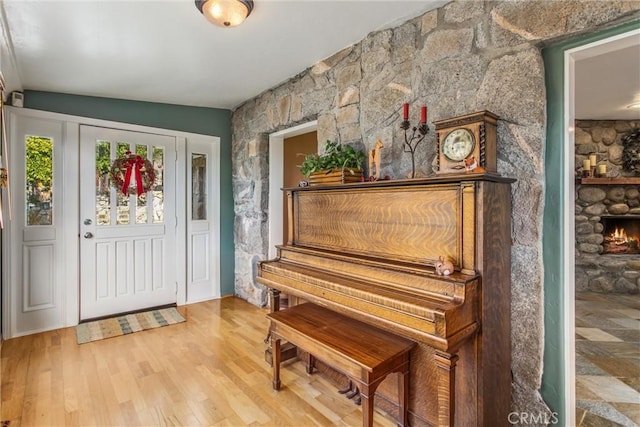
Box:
left=433, top=110, right=499, bottom=174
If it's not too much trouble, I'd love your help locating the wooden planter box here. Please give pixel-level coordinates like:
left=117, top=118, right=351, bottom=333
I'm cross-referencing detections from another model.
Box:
left=308, top=168, right=363, bottom=185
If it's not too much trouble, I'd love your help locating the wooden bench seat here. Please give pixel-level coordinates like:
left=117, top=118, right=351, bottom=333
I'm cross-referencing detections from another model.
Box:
left=267, top=303, right=416, bottom=427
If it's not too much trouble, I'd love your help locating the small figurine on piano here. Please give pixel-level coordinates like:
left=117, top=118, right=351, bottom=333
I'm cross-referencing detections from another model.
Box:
left=368, top=139, right=384, bottom=181
left=435, top=256, right=454, bottom=276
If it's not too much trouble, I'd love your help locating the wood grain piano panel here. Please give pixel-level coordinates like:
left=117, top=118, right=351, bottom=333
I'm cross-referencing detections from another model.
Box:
left=475, top=180, right=512, bottom=427
left=294, top=185, right=460, bottom=267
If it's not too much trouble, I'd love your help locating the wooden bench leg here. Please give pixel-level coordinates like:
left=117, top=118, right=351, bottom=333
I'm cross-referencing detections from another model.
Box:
left=360, top=385, right=374, bottom=427
left=272, top=335, right=282, bottom=391
left=398, top=369, right=409, bottom=427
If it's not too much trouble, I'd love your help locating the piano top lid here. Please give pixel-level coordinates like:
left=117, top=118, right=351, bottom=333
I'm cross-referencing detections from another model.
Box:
left=285, top=172, right=516, bottom=191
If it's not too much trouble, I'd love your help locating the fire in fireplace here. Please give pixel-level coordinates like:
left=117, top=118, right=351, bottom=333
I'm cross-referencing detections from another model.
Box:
left=602, top=216, right=640, bottom=255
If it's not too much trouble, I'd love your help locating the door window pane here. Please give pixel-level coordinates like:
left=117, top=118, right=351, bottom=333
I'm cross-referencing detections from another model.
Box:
left=136, top=193, right=148, bottom=224
left=25, top=135, right=53, bottom=226
left=135, top=144, right=148, bottom=224
left=116, top=142, right=131, bottom=225
left=192, top=153, right=207, bottom=220
left=135, top=144, right=147, bottom=158
left=95, top=140, right=111, bottom=226
left=152, top=146, right=164, bottom=224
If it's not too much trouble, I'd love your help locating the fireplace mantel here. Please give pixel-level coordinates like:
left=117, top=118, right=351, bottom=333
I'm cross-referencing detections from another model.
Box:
left=579, top=177, right=640, bottom=185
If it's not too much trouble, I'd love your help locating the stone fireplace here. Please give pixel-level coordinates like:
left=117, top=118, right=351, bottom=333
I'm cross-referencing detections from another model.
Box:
left=601, top=216, right=640, bottom=255
left=575, top=120, right=640, bottom=294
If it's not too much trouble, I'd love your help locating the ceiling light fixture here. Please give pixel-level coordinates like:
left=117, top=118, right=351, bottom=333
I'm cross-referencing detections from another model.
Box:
left=195, top=0, right=254, bottom=28
left=627, top=102, right=640, bottom=110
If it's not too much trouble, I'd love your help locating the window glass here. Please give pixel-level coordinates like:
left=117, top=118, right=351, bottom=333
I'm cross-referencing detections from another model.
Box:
left=192, top=153, right=207, bottom=220
left=135, top=144, right=148, bottom=224
left=152, top=146, right=164, bottom=224
left=25, top=135, right=53, bottom=226
left=116, top=142, right=131, bottom=225
left=95, top=140, right=111, bottom=226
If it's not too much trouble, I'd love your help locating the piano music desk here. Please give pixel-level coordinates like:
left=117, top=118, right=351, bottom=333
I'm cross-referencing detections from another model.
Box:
left=268, top=303, right=416, bottom=427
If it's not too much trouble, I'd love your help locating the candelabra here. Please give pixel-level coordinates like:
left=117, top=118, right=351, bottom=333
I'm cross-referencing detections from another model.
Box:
left=400, top=117, right=429, bottom=179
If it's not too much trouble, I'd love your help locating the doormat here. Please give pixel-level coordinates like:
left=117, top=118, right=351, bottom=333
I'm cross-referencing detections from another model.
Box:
left=76, top=307, right=185, bottom=344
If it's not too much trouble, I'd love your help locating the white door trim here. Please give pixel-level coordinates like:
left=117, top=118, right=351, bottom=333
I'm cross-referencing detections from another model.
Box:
left=2, top=106, right=220, bottom=338
left=563, top=28, right=640, bottom=427
left=267, top=120, right=317, bottom=258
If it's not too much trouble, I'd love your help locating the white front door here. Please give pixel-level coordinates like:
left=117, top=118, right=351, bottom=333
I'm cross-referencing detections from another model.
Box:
left=79, top=126, right=177, bottom=320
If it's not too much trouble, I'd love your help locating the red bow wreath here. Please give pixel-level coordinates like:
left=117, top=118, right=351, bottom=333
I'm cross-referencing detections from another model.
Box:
left=110, top=151, right=156, bottom=196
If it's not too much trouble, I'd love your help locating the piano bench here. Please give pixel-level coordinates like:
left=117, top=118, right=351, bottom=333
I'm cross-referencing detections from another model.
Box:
left=267, top=303, right=416, bottom=427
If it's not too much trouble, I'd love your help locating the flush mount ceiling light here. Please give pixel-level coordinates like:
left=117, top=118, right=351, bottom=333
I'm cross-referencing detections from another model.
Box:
left=627, top=102, right=640, bottom=110
left=195, top=0, right=254, bottom=28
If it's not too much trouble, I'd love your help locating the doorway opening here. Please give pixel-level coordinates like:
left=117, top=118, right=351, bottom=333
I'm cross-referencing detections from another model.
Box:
left=268, top=121, right=318, bottom=259
left=282, top=132, right=317, bottom=242
left=567, top=28, right=640, bottom=426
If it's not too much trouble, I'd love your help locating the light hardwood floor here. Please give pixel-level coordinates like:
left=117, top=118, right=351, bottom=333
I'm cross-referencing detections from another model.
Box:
left=1, top=297, right=397, bottom=426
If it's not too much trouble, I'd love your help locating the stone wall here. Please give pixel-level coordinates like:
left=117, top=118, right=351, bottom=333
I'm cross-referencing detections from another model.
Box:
left=575, top=120, right=640, bottom=294
left=231, top=0, right=640, bottom=422
left=575, top=120, right=640, bottom=178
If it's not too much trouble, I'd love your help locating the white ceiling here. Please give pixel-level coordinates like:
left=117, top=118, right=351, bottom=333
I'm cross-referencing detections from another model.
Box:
left=1, top=1, right=638, bottom=118
left=0, top=0, right=445, bottom=110
left=575, top=31, right=640, bottom=120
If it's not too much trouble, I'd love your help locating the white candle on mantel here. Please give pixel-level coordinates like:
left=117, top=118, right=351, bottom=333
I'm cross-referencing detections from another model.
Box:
left=589, top=154, right=597, bottom=167
left=598, top=164, right=607, bottom=175
left=583, top=159, right=591, bottom=171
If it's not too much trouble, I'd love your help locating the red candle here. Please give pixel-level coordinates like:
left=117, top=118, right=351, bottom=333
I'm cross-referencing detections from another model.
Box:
left=403, top=103, right=409, bottom=120
left=421, top=106, right=427, bottom=123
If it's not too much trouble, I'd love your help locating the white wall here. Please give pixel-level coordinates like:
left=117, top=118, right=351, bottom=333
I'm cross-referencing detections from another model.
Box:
left=0, top=8, right=22, bottom=96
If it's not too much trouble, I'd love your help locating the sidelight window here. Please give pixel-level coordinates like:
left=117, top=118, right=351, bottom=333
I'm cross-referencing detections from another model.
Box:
left=192, top=153, right=207, bottom=220
left=25, top=135, right=53, bottom=226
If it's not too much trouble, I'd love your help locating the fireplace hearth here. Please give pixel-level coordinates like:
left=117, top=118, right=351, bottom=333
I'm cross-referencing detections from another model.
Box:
left=602, top=216, right=640, bottom=255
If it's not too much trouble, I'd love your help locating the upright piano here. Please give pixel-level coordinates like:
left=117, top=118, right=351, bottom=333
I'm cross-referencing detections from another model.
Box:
left=257, top=173, right=514, bottom=426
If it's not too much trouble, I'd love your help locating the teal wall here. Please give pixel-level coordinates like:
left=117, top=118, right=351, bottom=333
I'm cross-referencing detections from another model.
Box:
left=24, top=90, right=235, bottom=296
left=541, top=21, right=640, bottom=424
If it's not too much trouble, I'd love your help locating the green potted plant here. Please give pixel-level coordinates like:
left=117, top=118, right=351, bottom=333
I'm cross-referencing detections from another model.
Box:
left=299, top=140, right=366, bottom=185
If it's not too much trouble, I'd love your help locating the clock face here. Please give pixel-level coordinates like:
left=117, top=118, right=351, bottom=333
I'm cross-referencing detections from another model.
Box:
left=442, top=128, right=475, bottom=162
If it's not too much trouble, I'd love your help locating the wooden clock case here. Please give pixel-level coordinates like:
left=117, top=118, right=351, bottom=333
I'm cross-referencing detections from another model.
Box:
left=434, top=110, right=499, bottom=174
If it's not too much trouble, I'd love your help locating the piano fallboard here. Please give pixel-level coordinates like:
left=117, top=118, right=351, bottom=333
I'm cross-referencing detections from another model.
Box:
left=257, top=252, right=478, bottom=352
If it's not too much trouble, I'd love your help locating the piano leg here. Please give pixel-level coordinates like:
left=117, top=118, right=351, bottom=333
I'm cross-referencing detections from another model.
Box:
left=435, top=351, right=459, bottom=427
left=269, top=288, right=281, bottom=312
left=305, top=353, right=315, bottom=374
left=265, top=288, right=281, bottom=344
left=272, top=334, right=282, bottom=391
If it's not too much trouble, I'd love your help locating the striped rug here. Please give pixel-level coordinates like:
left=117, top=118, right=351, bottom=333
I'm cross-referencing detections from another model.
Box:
left=76, top=307, right=185, bottom=344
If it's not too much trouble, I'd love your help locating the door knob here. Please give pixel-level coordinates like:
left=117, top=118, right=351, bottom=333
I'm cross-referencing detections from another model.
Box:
left=84, top=232, right=94, bottom=239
